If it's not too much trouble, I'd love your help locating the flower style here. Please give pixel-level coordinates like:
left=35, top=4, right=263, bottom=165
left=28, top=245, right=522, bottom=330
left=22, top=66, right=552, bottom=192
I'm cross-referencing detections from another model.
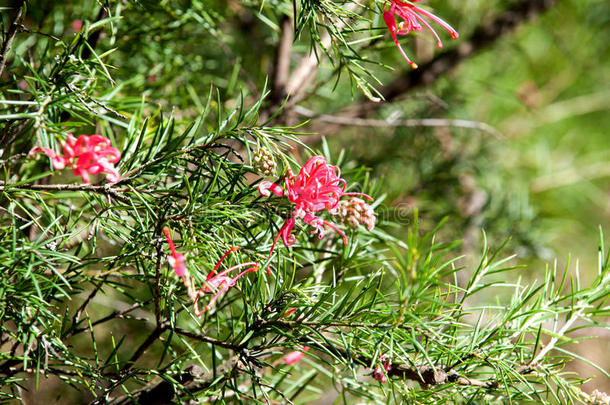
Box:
left=383, top=0, right=459, bottom=69
left=284, top=346, right=310, bottom=365
left=259, top=155, right=373, bottom=274
left=162, top=227, right=187, bottom=278
left=29, top=133, right=121, bottom=183
left=192, top=247, right=259, bottom=315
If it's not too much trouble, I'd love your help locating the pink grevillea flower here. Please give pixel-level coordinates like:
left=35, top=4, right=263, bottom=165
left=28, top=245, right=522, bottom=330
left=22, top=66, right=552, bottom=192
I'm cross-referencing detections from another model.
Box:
left=29, top=134, right=121, bottom=183
left=192, top=247, right=259, bottom=315
left=259, top=155, right=372, bottom=274
left=372, top=361, right=391, bottom=382
left=383, top=0, right=459, bottom=69
left=162, top=227, right=187, bottom=278
left=285, top=346, right=310, bottom=365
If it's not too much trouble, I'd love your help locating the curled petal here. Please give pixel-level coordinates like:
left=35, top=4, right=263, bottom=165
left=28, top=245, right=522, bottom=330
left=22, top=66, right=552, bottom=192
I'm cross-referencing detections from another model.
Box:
left=28, top=146, right=56, bottom=159
left=98, top=146, right=121, bottom=163
left=280, top=217, right=297, bottom=246
left=103, top=167, right=120, bottom=183
left=88, top=134, right=111, bottom=147
left=302, top=213, right=325, bottom=239
left=72, top=167, right=91, bottom=183
left=29, top=147, right=67, bottom=170
left=259, top=181, right=284, bottom=197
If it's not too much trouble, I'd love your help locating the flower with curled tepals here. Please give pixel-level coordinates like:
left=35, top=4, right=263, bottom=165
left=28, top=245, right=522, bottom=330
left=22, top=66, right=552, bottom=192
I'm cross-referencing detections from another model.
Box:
left=192, top=247, right=259, bottom=315
left=259, top=155, right=373, bottom=274
left=162, top=229, right=259, bottom=314
left=383, top=0, right=459, bottom=69
left=29, top=133, right=121, bottom=183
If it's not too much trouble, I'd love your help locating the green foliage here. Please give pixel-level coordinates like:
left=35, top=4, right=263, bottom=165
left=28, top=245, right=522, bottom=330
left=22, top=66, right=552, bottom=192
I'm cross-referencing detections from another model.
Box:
left=0, top=0, right=608, bottom=403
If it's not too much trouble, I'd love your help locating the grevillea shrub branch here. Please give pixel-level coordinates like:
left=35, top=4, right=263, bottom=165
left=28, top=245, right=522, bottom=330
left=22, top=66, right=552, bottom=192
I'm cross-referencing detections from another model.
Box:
left=0, top=1, right=608, bottom=404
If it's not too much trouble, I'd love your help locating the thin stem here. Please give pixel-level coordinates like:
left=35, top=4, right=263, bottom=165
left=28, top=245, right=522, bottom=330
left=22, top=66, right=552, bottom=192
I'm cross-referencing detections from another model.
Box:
left=294, top=106, right=503, bottom=138
left=0, top=0, right=26, bottom=77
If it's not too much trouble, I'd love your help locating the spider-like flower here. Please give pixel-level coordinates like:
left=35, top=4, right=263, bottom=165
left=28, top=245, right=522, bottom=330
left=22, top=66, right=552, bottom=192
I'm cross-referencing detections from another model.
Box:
left=29, top=134, right=121, bottom=183
left=162, top=227, right=187, bottom=278
left=162, top=228, right=259, bottom=314
left=259, top=156, right=372, bottom=273
left=192, top=247, right=259, bottom=315
left=383, top=0, right=459, bottom=69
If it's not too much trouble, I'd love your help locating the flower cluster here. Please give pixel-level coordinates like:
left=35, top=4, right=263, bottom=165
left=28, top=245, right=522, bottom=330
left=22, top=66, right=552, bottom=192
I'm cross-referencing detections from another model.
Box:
left=336, top=197, right=376, bottom=231
left=29, top=133, right=121, bottom=183
left=383, top=0, right=459, bottom=69
left=162, top=228, right=259, bottom=314
left=259, top=155, right=373, bottom=273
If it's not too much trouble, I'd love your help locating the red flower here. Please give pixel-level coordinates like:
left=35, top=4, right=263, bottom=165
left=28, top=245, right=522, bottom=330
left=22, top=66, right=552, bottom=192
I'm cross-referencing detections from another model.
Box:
left=193, top=247, right=259, bottom=315
left=29, top=134, right=121, bottom=183
left=372, top=360, right=391, bottom=382
left=162, top=227, right=187, bottom=278
left=259, top=156, right=372, bottom=274
left=383, top=0, right=459, bottom=69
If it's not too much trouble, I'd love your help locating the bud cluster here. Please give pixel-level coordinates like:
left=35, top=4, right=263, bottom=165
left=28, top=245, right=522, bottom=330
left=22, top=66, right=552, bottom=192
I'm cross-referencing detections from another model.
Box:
left=336, top=197, right=376, bottom=231
left=252, top=147, right=276, bottom=176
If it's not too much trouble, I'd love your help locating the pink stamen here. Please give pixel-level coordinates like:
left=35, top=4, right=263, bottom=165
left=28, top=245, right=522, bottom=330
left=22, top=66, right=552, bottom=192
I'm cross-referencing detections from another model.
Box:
left=211, top=246, right=240, bottom=275
left=163, top=227, right=178, bottom=256
left=383, top=11, right=418, bottom=69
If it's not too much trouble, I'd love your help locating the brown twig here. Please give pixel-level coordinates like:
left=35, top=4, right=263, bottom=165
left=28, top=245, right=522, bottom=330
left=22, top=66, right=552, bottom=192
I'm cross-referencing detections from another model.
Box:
left=172, top=327, right=243, bottom=351
left=0, top=0, right=26, bottom=77
left=0, top=182, right=132, bottom=204
left=67, top=299, right=151, bottom=337
left=294, top=105, right=504, bottom=138
left=271, top=16, right=294, bottom=104
left=69, top=275, right=110, bottom=334
left=106, top=356, right=239, bottom=405
left=123, top=325, right=167, bottom=371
